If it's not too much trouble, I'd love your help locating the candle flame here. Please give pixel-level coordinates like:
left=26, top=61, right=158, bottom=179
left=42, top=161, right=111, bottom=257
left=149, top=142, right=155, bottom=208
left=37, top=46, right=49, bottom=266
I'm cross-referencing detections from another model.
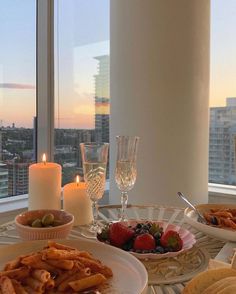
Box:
left=42, top=153, right=46, bottom=164
left=76, top=175, right=80, bottom=186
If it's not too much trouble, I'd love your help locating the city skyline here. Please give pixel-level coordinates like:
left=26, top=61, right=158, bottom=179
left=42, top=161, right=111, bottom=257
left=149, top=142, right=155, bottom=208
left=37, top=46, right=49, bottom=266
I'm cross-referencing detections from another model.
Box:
left=0, top=0, right=236, bottom=127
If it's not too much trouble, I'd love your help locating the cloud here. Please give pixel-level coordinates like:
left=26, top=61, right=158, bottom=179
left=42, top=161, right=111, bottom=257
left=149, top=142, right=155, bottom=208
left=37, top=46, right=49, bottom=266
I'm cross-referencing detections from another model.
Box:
left=0, top=83, right=35, bottom=89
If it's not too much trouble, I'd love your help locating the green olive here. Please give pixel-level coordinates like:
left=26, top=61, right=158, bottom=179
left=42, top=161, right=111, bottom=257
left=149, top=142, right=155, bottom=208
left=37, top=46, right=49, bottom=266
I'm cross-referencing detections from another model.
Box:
left=31, top=218, right=43, bottom=228
left=42, top=213, right=55, bottom=226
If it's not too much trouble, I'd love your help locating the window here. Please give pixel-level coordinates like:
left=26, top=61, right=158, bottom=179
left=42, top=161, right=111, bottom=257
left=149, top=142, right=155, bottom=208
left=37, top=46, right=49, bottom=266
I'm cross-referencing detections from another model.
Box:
left=54, top=0, right=110, bottom=186
left=209, top=0, right=236, bottom=185
left=0, top=0, right=36, bottom=199
left=0, top=0, right=110, bottom=204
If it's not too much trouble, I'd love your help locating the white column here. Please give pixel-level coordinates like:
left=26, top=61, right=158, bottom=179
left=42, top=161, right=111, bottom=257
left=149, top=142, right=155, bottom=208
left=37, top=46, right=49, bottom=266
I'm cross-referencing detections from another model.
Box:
left=110, top=0, right=210, bottom=206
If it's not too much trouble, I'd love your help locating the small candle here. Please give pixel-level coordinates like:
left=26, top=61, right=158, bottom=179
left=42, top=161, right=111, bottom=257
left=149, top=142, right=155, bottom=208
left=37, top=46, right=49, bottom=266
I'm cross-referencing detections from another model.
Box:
left=63, top=176, right=93, bottom=226
left=28, top=154, right=62, bottom=210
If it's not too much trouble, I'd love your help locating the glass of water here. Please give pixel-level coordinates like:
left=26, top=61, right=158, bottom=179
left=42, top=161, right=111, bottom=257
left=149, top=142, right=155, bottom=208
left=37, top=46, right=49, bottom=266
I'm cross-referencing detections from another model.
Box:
left=115, top=136, right=139, bottom=221
left=80, top=142, right=109, bottom=234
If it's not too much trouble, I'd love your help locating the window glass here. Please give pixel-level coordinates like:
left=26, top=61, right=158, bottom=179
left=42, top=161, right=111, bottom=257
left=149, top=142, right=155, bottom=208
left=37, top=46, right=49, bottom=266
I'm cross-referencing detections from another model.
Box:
left=54, top=0, right=110, bottom=185
left=0, top=0, right=36, bottom=198
left=209, top=0, right=236, bottom=185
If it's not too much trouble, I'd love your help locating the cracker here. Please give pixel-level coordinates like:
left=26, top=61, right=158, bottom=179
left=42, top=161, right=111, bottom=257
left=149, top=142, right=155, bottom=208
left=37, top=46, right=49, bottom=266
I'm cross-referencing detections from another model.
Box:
left=183, top=268, right=236, bottom=294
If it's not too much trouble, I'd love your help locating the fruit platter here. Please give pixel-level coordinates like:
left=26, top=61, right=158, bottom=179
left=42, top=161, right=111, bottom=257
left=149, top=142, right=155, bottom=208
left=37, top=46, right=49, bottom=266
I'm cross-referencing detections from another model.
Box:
left=97, top=220, right=196, bottom=260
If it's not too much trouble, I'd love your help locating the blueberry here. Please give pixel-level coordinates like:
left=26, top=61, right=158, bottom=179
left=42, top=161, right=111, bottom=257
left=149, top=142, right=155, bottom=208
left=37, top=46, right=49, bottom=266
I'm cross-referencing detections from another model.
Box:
left=142, top=225, right=149, bottom=231
left=156, top=246, right=164, bottom=254
left=164, top=246, right=173, bottom=253
left=136, top=223, right=142, bottom=229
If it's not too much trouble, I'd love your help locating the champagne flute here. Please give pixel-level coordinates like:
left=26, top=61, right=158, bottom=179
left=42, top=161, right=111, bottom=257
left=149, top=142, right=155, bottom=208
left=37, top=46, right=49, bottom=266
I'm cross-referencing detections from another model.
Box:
left=115, top=136, right=139, bottom=221
left=80, top=142, right=109, bottom=234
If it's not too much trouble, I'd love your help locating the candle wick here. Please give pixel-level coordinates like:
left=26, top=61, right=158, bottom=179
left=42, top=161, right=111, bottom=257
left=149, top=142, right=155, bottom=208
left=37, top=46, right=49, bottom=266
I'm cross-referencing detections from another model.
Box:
left=43, top=161, right=46, bottom=166
left=76, top=182, right=79, bottom=187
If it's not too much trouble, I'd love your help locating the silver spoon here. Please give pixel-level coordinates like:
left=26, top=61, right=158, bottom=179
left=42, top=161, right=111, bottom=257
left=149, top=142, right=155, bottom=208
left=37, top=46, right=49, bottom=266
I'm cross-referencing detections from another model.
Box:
left=177, top=192, right=207, bottom=224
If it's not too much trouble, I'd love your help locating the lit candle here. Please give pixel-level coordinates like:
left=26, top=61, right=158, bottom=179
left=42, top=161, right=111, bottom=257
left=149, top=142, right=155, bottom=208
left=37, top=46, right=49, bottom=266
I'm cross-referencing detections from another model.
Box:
left=63, top=176, right=93, bottom=226
left=28, top=154, right=62, bottom=210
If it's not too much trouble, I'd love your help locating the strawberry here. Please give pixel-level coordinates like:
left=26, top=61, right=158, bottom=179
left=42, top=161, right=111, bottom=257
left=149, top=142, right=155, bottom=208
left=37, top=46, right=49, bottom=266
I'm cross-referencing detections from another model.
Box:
left=160, top=230, right=183, bottom=252
left=133, top=233, right=156, bottom=251
left=109, top=222, right=134, bottom=248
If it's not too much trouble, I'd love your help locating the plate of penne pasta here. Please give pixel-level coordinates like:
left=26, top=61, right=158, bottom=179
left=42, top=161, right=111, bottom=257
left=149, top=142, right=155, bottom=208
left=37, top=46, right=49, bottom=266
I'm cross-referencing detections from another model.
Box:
left=184, top=203, right=236, bottom=241
left=0, top=238, right=148, bottom=294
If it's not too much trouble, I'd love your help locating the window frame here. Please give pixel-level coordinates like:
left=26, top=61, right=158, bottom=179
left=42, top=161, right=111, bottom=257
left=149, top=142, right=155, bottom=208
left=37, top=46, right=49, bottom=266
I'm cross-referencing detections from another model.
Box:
left=0, top=0, right=54, bottom=212
left=36, top=0, right=55, bottom=161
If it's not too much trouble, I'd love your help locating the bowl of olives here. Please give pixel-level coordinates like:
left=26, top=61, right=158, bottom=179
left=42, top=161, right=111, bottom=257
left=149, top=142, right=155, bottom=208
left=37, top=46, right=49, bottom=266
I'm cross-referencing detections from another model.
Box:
left=15, top=209, right=74, bottom=241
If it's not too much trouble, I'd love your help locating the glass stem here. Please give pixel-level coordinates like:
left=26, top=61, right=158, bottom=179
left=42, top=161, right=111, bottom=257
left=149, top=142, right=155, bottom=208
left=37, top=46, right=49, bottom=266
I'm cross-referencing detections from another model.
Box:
left=121, top=192, right=128, bottom=221
left=92, top=200, right=98, bottom=227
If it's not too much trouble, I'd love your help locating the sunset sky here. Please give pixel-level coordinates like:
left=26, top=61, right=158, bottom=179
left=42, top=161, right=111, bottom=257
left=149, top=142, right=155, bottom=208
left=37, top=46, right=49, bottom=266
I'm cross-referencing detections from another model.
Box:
left=0, top=0, right=235, bottom=128
left=210, top=0, right=236, bottom=107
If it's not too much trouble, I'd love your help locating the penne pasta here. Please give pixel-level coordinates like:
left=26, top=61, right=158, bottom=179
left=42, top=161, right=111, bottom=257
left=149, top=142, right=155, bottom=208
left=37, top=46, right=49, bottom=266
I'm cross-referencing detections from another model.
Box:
left=76, top=256, right=113, bottom=278
left=54, top=267, right=79, bottom=287
left=23, top=286, right=42, bottom=294
left=25, top=276, right=45, bottom=292
left=45, top=278, right=55, bottom=289
left=203, top=208, right=236, bottom=230
left=0, top=276, right=16, bottom=294
left=0, top=241, right=112, bottom=294
left=21, top=253, right=42, bottom=266
left=68, top=273, right=106, bottom=291
left=47, top=241, right=76, bottom=251
left=57, top=268, right=92, bottom=291
left=3, top=257, right=21, bottom=271
left=11, top=280, right=28, bottom=294
left=0, top=267, right=30, bottom=280
left=31, top=269, right=50, bottom=283
left=28, top=260, right=56, bottom=272
left=42, top=248, right=93, bottom=260
left=47, top=259, right=74, bottom=270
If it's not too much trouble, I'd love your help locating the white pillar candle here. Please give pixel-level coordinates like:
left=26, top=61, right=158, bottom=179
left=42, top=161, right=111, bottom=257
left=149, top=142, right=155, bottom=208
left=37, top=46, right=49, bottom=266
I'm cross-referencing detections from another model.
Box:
left=28, top=154, right=62, bottom=210
left=63, top=176, right=93, bottom=226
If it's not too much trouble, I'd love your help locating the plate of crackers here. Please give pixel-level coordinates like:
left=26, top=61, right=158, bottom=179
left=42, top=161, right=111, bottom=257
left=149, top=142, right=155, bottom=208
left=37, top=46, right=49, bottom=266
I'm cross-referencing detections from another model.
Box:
left=183, top=254, right=236, bottom=294
left=184, top=203, right=236, bottom=241
left=0, top=238, right=148, bottom=294
left=183, top=267, right=236, bottom=294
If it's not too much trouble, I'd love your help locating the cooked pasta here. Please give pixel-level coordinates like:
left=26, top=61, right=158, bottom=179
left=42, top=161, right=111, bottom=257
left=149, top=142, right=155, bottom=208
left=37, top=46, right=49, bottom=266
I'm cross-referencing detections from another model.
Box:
left=0, top=241, right=113, bottom=293
left=203, top=208, right=236, bottom=229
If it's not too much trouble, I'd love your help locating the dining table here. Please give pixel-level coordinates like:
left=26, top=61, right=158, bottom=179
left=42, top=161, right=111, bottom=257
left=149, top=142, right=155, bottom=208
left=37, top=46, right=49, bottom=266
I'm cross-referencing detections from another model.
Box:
left=0, top=204, right=232, bottom=294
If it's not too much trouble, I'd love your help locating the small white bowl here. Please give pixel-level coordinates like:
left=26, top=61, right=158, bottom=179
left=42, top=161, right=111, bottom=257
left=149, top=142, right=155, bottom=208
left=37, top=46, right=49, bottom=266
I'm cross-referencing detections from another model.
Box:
left=15, top=209, right=74, bottom=241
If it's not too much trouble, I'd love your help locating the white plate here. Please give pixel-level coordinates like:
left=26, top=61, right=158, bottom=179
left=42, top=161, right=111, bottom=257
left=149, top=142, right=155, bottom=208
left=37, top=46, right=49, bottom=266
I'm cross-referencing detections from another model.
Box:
left=98, top=220, right=196, bottom=260
left=0, top=238, right=148, bottom=294
left=184, top=203, right=236, bottom=241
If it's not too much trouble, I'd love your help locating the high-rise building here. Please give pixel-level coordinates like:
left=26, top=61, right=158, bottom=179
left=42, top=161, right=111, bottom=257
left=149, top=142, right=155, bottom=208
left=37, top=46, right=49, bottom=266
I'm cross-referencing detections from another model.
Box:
left=0, top=163, right=8, bottom=198
left=0, top=120, right=3, bottom=161
left=7, top=160, right=30, bottom=196
left=94, top=55, right=110, bottom=143
left=209, top=97, right=236, bottom=185
left=54, top=129, right=96, bottom=185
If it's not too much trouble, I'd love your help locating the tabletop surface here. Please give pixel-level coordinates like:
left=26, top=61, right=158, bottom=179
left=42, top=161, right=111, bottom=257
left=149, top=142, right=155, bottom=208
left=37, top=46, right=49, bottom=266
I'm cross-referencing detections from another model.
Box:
left=0, top=204, right=228, bottom=294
